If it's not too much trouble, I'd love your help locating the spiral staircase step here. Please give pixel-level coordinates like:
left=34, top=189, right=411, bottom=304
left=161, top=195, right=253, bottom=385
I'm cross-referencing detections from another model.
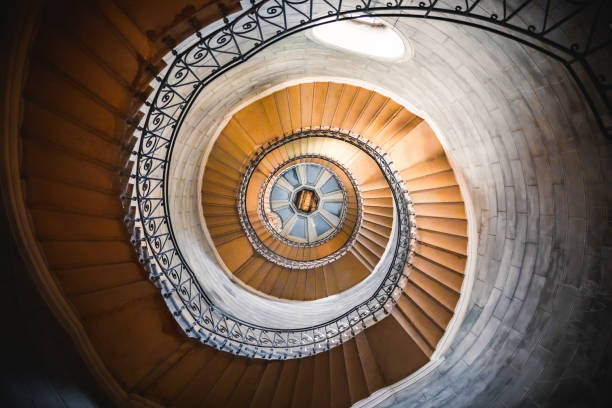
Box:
left=343, top=337, right=370, bottom=404
left=362, top=205, right=393, bottom=218
left=362, top=212, right=394, bottom=228
left=249, top=360, right=284, bottom=407
left=412, top=255, right=464, bottom=293
left=410, top=185, right=464, bottom=203
left=291, top=357, right=315, bottom=408
left=404, top=283, right=453, bottom=329
left=418, top=230, right=468, bottom=256
left=270, top=359, right=300, bottom=408
left=391, top=308, right=434, bottom=358
left=404, top=170, right=459, bottom=192
left=358, top=226, right=391, bottom=248
left=201, top=358, right=249, bottom=408
left=409, top=268, right=460, bottom=312
left=226, top=360, right=267, bottom=408
left=414, top=242, right=466, bottom=274
left=395, top=295, right=444, bottom=350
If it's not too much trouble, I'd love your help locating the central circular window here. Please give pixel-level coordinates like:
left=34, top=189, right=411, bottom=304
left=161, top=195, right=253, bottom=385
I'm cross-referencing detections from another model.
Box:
left=294, top=188, right=319, bottom=213
left=265, top=162, right=348, bottom=246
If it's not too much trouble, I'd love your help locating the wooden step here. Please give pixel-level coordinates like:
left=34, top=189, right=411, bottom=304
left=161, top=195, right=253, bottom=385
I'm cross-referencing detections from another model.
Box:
left=201, top=358, right=249, bottom=407
left=55, top=261, right=144, bottom=297
left=413, top=203, right=466, bottom=219
left=24, top=139, right=116, bottom=192
left=30, top=209, right=124, bottom=241
left=329, top=345, right=351, bottom=408
left=396, top=296, right=444, bottom=350
left=379, top=115, right=423, bottom=151
left=202, top=194, right=236, bottom=207
left=404, top=170, right=457, bottom=192
left=343, top=338, right=370, bottom=404
left=357, top=233, right=385, bottom=258
left=391, top=304, right=434, bottom=358
left=414, top=242, right=466, bottom=274
left=400, top=156, right=450, bottom=180
left=387, top=121, right=444, bottom=171
left=404, top=283, right=452, bottom=329
left=364, top=315, right=430, bottom=382
left=269, top=267, right=292, bottom=298
left=172, top=352, right=233, bottom=407
left=41, top=240, right=132, bottom=270
left=280, top=269, right=300, bottom=299
left=354, top=333, right=385, bottom=395
left=412, top=255, right=463, bottom=293
left=417, top=230, right=468, bottom=256
left=26, top=177, right=120, bottom=217
left=410, top=185, right=463, bottom=203
left=226, top=361, right=268, bottom=408
left=352, top=241, right=378, bottom=270
left=362, top=196, right=393, bottom=208
left=361, top=219, right=392, bottom=238
left=358, top=227, right=390, bottom=248
left=290, top=357, right=315, bottom=407
left=363, top=205, right=393, bottom=218
left=234, top=256, right=267, bottom=283
left=270, top=360, right=300, bottom=408
left=145, top=347, right=217, bottom=403
left=246, top=260, right=276, bottom=289
left=329, top=253, right=369, bottom=291
left=408, top=267, right=459, bottom=312
left=311, top=352, right=331, bottom=407
left=416, top=216, right=468, bottom=237
left=249, top=361, right=284, bottom=407
left=361, top=187, right=392, bottom=199
left=351, top=247, right=374, bottom=272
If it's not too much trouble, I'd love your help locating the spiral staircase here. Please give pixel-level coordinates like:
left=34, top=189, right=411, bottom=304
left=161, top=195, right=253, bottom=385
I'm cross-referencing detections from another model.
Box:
left=2, top=1, right=611, bottom=407
left=203, top=83, right=467, bottom=314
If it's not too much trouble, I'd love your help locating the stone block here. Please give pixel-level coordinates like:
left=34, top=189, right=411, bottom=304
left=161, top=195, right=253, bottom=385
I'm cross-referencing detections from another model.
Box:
left=534, top=233, right=552, bottom=277
left=515, top=242, right=537, bottom=300
left=510, top=159, right=528, bottom=214
left=553, top=184, right=568, bottom=248
left=471, top=287, right=502, bottom=335
left=511, top=213, right=527, bottom=267
left=563, top=217, right=587, bottom=287
left=494, top=239, right=514, bottom=290
left=539, top=284, right=577, bottom=352
left=533, top=156, right=553, bottom=216
left=513, top=274, right=546, bottom=333
left=526, top=185, right=539, bottom=242
left=502, top=266, right=521, bottom=300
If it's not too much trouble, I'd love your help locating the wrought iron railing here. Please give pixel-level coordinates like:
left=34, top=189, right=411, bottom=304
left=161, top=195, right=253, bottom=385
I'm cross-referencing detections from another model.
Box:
left=124, top=0, right=610, bottom=359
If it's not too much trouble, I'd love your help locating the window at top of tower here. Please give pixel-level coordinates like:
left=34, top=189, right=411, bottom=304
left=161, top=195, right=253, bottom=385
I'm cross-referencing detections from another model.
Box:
left=309, top=17, right=408, bottom=61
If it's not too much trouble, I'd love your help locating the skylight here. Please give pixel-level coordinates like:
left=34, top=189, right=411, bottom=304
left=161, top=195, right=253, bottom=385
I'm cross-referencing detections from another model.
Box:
left=310, top=18, right=406, bottom=60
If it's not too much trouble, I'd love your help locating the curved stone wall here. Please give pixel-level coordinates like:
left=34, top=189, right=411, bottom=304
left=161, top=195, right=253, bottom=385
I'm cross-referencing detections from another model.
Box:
left=167, top=15, right=611, bottom=406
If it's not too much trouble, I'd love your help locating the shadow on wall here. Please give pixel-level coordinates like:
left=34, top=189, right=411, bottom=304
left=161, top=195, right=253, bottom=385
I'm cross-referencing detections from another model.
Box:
left=0, top=201, right=110, bottom=407
left=549, top=377, right=612, bottom=408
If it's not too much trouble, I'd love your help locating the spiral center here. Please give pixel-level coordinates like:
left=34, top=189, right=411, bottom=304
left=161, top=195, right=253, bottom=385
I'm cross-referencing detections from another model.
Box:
left=294, top=188, right=319, bottom=213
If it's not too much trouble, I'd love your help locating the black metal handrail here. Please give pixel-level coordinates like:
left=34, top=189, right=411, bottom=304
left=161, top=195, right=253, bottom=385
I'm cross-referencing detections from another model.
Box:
left=126, top=0, right=610, bottom=359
